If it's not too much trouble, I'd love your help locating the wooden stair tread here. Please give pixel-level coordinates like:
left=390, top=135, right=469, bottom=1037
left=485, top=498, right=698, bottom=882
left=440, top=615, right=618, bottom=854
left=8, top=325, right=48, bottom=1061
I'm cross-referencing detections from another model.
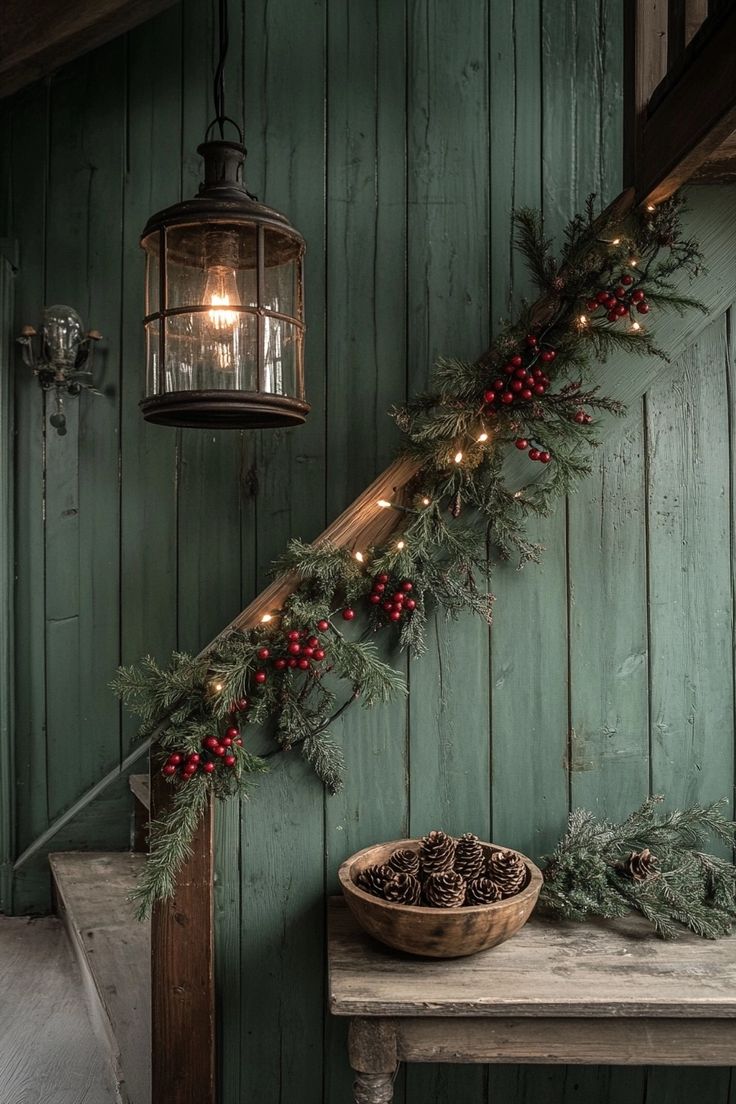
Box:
left=129, top=773, right=150, bottom=812
left=50, top=852, right=150, bottom=1104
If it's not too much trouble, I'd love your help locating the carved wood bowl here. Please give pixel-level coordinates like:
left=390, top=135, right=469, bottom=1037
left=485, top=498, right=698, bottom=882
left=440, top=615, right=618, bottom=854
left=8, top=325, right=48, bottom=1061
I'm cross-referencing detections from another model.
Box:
left=338, top=838, right=543, bottom=958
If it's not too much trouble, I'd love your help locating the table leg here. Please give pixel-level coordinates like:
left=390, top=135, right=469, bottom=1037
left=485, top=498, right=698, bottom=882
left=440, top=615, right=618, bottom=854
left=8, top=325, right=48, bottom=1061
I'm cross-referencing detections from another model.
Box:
left=353, top=1071, right=395, bottom=1104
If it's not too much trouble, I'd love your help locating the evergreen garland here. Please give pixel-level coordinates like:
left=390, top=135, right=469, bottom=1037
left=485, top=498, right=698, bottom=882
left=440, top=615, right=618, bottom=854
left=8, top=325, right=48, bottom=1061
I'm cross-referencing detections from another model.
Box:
left=114, top=194, right=708, bottom=916
left=541, top=797, right=736, bottom=940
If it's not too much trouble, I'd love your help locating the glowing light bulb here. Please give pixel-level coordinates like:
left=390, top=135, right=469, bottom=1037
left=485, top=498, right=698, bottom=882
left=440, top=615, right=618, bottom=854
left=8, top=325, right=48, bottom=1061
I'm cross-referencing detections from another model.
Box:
left=204, top=266, right=240, bottom=329
left=646, top=203, right=656, bottom=212
left=454, top=450, right=463, bottom=464
left=629, top=258, right=638, bottom=267
left=477, top=431, right=489, bottom=443
left=421, top=497, right=430, bottom=506
left=611, top=237, right=621, bottom=246
left=261, top=613, right=273, bottom=623
left=377, top=499, right=392, bottom=509
left=354, top=551, right=365, bottom=562
left=631, top=321, right=641, bottom=332
left=578, top=314, right=588, bottom=327
left=513, top=490, right=523, bottom=499
left=396, top=540, right=405, bottom=551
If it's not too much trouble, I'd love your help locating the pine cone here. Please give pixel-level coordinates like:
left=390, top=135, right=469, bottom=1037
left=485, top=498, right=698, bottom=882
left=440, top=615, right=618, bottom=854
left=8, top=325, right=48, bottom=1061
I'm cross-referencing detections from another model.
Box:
left=356, top=863, right=394, bottom=898
left=383, top=872, right=421, bottom=905
left=454, top=833, right=485, bottom=881
left=388, top=848, right=421, bottom=877
left=420, top=830, right=456, bottom=875
left=465, top=876, right=502, bottom=905
left=487, top=849, right=528, bottom=897
left=449, top=491, right=462, bottom=518
left=424, top=871, right=466, bottom=908
left=618, top=848, right=658, bottom=882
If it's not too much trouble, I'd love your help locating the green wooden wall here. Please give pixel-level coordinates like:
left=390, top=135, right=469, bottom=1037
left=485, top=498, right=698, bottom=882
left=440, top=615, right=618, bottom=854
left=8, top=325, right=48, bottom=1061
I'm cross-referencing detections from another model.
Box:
left=1, top=1, right=735, bottom=1101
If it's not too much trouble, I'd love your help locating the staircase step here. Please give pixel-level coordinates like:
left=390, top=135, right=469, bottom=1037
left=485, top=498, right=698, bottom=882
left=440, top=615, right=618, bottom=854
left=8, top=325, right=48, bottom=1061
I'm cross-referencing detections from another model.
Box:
left=129, top=773, right=150, bottom=812
left=50, top=852, right=150, bottom=1104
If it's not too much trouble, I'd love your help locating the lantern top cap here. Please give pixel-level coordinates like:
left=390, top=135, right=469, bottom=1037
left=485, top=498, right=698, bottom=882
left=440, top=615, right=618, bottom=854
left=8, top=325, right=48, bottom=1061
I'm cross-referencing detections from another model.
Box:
left=139, top=137, right=305, bottom=247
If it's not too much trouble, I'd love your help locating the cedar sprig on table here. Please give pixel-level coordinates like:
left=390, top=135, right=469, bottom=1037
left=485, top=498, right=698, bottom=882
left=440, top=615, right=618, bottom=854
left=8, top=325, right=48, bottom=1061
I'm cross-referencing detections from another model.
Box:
left=540, top=796, right=736, bottom=939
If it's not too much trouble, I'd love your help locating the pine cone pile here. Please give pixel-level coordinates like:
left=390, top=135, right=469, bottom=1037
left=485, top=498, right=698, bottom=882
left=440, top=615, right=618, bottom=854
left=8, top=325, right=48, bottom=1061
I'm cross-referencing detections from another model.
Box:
left=353, top=832, right=529, bottom=908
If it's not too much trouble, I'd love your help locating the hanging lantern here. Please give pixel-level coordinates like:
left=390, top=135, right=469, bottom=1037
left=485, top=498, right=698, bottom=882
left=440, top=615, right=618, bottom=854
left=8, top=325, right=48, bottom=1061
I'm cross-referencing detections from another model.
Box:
left=139, top=1, right=308, bottom=429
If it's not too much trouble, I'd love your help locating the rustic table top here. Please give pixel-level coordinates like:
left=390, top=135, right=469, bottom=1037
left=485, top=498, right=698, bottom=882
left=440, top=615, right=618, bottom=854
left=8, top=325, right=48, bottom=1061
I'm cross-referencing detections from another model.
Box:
left=328, top=897, right=736, bottom=1019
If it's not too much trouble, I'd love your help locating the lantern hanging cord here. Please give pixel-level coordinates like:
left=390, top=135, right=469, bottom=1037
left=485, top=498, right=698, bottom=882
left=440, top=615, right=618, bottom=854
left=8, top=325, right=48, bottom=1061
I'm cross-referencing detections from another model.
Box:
left=213, top=0, right=229, bottom=139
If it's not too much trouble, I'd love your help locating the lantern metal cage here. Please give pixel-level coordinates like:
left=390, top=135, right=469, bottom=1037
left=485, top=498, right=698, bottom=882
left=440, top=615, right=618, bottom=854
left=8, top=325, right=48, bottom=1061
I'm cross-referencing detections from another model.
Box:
left=140, top=136, right=308, bottom=429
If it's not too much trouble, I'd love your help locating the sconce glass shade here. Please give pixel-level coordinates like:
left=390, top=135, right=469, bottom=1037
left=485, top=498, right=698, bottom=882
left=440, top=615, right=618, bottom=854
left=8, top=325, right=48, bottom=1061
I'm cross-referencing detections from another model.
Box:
left=140, top=139, right=308, bottom=428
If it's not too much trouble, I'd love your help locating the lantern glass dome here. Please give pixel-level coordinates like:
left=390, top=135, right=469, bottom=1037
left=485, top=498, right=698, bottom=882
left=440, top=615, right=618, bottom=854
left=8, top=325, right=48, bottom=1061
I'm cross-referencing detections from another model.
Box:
left=140, top=139, right=308, bottom=429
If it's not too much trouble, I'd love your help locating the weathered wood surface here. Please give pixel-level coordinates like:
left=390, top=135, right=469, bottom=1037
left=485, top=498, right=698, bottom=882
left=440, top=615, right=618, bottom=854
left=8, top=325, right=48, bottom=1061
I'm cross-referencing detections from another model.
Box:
left=0, top=0, right=178, bottom=98
left=49, top=852, right=150, bottom=1103
left=0, top=915, right=119, bottom=1103
left=328, top=898, right=736, bottom=1019
left=129, top=773, right=151, bottom=813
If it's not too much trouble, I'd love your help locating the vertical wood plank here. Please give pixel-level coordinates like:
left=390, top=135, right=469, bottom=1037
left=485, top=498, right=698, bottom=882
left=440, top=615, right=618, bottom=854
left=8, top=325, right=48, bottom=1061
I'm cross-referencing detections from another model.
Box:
left=322, top=5, right=409, bottom=1102
left=623, top=0, right=668, bottom=186
left=0, top=249, right=15, bottom=911
left=9, top=84, right=48, bottom=864
left=645, top=315, right=733, bottom=1104
left=44, top=41, right=125, bottom=819
left=405, top=4, right=490, bottom=1104
left=235, top=0, right=328, bottom=1101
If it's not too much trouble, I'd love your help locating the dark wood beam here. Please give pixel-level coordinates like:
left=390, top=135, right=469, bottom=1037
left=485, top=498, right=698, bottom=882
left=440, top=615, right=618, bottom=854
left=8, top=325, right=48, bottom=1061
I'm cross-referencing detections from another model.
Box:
left=0, top=0, right=178, bottom=99
left=151, top=774, right=216, bottom=1104
left=623, top=0, right=669, bottom=188
left=637, top=4, right=736, bottom=204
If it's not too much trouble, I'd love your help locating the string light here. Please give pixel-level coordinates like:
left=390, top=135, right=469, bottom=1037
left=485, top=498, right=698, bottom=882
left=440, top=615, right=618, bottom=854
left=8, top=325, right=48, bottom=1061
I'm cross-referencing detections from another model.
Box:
left=377, top=499, right=391, bottom=509
left=513, top=490, right=523, bottom=499
left=578, top=314, right=588, bottom=327
left=454, top=450, right=463, bottom=464
left=629, top=258, right=638, bottom=267
left=477, top=430, right=489, bottom=443
left=630, top=321, right=641, bottom=332
left=354, top=551, right=365, bottom=563
left=396, top=540, right=405, bottom=551
left=260, top=613, right=273, bottom=624
left=611, top=237, right=621, bottom=246
left=646, top=203, right=656, bottom=212
left=421, top=497, right=430, bottom=506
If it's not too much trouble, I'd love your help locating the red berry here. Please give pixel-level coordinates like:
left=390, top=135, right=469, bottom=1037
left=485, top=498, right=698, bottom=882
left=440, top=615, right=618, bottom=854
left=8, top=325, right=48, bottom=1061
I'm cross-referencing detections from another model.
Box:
left=298, top=658, right=310, bottom=670
left=224, top=754, right=237, bottom=767
left=377, top=573, right=389, bottom=584
left=202, top=762, right=216, bottom=774
left=214, top=745, right=226, bottom=756
left=541, top=349, right=556, bottom=362
left=222, top=736, right=233, bottom=747
left=307, top=636, right=319, bottom=648
left=257, top=647, right=270, bottom=660
left=503, top=363, right=515, bottom=374
left=235, top=696, right=248, bottom=711
left=586, top=299, right=598, bottom=311
left=614, top=286, right=626, bottom=299
left=288, top=658, right=298, bottom=668
left=162, top=764, right=177, bottom=776
left=389, top=610, right=402, bottom=622
left=616, top=303, right=627, bottom=317
left=533, top=383, right=545, bottom=395
left=529, top=448, right=540, bottom=461
left=631, top=289, right=645, bottom=303
left=226, top=725, right=239, bottom=740
left=204, top=736, right=219, bottom=750
left=168, top=752, right=183, bottom=765
left=511, top=379, right=523, bottom=393
left=637, top=301, right=650, bottom=314
left=235, top=737, right=243, bottom=746
left=382, top=601, right=393, bottom=612
left=391, top=592, right=404, bottom=604
left=510, top=355, right=523, bottom=367
left=585, top=413, right=593, bottom=424
left=525, top=334, right=537, bottom=346
left=532, top=367, right=543, bottom=378
left=621, top=274, right=634, bottom=285
left=574, top=410, right=586, bottom=424
left=521, top=388, right=533, bottom=400
left=342, top=608, right=355, bottom=621
left=302, top=646, right=314, bottom=658
left=404, top=598, right=416, bottom=611
left=401, top=581, right=413, bottom=592
left=317, top=620, right=330, bottom=632
left=483, top=390, right=496, bottom=404
left=288, top=641, right=301, bottom=655
left=513, top=366, right=527, bottom=379
left=373, top=582, right=385, bottom=593
left=254, top=670, right=267, bottom=684
left=287, top=630, right=300, bottom=641
left=313, top=649, right=326, bottom=661
left=501, top=392, right=514, bottom=405
left=187, top=753, right=200, bottom=764
left=539, top=451, right=551, bottom=463
left=274, top=658, right=287, bottom=670
left=596, top=290, right=609, bottom=303
left=183, top=762, right=198, bottom=774
left=515, top=438, right=528, bottom=450
left=607, top=310, right=618, bottom=322
left=492, top=378, right=505, bottom=391
left=369, top=594, right=381, bottom=605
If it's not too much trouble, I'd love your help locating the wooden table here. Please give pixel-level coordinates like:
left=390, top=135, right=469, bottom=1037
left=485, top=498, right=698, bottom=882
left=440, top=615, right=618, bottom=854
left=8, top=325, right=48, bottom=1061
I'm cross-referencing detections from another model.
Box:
left=327, top=898, right=736, bottom=1104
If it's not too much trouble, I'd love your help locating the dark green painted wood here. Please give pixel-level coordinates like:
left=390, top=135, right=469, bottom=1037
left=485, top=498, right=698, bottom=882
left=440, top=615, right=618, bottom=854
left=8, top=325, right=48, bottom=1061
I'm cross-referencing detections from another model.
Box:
left=0, top=250, right=14, bottom=912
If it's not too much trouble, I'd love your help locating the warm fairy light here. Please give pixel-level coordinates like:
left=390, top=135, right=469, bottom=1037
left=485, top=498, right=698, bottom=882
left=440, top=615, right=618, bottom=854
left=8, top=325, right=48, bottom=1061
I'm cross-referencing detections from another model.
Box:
left=630, top=258, right=638, bottom=267
left=377, top=499, right=391, bottom=509
left=513, top=490, right=523, bottom=499
left=454, top=450, right=463, bottom=464
left=477, top=431, right=489, bottom=443
left=631, top=321, right=641, bottom=332
left=646, top=203, right=656, bottom=212
left=261, top=613, right=273, bottom=623
left=611, top=237, right=621, bottom=246
left=421, top=497, right=430, bottom=506
left=578, top=314, right=588, bottom=327
left=354, top=551, right=365, bottom=562
left=210, top=679, right=225, bottom=693
left=396, top=540, right=405, bottom=550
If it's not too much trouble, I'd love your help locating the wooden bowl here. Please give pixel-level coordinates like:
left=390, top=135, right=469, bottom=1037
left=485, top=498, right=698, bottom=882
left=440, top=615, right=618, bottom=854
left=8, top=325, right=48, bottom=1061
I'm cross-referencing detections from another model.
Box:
left=338, top=838, right=542, bottom=958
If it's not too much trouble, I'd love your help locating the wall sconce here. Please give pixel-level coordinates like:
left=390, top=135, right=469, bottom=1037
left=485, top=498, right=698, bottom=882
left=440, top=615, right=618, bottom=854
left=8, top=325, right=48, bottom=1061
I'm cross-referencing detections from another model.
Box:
left=17, top=305, right=102, bottom=435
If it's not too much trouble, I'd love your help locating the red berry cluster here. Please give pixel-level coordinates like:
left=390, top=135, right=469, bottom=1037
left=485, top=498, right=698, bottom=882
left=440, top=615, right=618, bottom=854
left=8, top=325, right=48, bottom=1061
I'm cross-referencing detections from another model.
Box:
left=368, top=574, right=417, bottom=623
left=264, top=622, right=330, bottom=673
left=514, top=438, right=551, bottom=463
left=162, top=721, right=244, bottom=780
left=573, top=409, right=593, bottom=426
left=483, top=336, right=555, bottom=410
left=585, top=274, right=650, bottom=322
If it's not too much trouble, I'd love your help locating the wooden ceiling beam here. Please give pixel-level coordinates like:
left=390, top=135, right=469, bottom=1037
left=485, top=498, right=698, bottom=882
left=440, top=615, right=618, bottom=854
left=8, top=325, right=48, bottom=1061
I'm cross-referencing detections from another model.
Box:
left=0, top=0, right=178, bottom=100
left=637, top=4, right=736, bottom=205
